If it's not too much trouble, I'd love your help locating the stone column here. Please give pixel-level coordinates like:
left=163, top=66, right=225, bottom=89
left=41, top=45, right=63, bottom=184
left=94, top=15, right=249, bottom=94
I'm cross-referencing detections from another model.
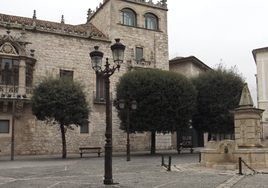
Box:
left=19, top=58, right=26, bottom=95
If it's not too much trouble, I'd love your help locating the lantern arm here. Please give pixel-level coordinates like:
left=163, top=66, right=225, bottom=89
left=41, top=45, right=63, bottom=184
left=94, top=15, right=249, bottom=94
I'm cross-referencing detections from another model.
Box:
left=96, top=58, right=120, bottom=78
left=119, top=99, right=137, bottom=115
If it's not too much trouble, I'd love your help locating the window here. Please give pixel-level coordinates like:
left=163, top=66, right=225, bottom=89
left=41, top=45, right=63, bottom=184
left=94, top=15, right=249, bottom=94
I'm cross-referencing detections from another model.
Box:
left=96, top=74, right=106, bottom=101
left=143, top=13, right=158, bottom=30
left=0, top=58, right=19, bottom=86
left=121, top=8, right=136, bottom=26
left=0, top=120, right=9, bottom=133
left=136, top=47, right=143, bottom=61
left=80, top=124, right=89, bottom=133
left=60, top=70, right=73, bottom=79
left=26, top=63, right=33, bottom=87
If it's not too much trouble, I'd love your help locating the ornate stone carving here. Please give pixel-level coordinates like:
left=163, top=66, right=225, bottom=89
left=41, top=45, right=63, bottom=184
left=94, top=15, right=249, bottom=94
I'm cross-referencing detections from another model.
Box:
left=0, top=42, right=18, bottom=55
left=15, top=101, right=24, bottom=119
left=161, top=0, right=167, bottom=5
left=148, top=0, right=154, bottom=4
left=128, top=48, right=154, bottom=70
left=87, top=8, right=93, bottom=21
left=3, top=101, right=8, bottom=112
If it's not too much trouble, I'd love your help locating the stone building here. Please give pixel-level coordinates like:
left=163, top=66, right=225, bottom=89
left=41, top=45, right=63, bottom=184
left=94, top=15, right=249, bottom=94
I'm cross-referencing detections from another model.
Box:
left=0, top=0, right=169, bottom=156
left=252, top=46, right=268, bottom=137
left=169, top=56, right=212, bottom=149
left=169, top=56, right=211, bottom=77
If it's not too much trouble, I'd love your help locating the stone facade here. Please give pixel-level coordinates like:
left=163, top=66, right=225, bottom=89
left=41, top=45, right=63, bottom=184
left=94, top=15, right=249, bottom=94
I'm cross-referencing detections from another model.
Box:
left=169, top=56, right=212, bottom=78
left=0, top=0, right=169, bottom=155
left=253, top=47, right=268, bottom=137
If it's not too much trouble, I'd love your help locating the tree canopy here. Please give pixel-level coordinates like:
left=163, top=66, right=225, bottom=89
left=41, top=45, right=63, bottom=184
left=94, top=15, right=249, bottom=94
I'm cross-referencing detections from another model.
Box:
left=31, top=76, right=90, bottom=158
left=115, top=69, right=197, bottom=153
left=191, top=65, right=244, bottom=134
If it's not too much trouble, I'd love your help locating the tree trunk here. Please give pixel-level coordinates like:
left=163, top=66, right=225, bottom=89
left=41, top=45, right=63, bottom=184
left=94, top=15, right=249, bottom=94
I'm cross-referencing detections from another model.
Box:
left=60, top=123, right=67, bottom=158
left=151, top=131, right=156, bottom=154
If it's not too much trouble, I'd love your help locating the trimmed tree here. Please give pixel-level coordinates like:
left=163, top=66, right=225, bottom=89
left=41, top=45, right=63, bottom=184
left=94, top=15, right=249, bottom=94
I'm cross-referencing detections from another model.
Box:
left=31, top=76, right=90, bottom=158
left=191, top=65, right=244, bottom=135
left=115, top=69, right=197, bottom=154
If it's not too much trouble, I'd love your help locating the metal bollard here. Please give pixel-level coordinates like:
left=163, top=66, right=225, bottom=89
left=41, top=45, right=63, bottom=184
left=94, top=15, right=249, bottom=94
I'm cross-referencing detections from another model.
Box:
left=199, top=152, right=201, bottom=162
left=239, top=157, right=242, bottom=175
left=161, top=154, right=164, bottom=166
left=168, top=156, right=171, bottom=171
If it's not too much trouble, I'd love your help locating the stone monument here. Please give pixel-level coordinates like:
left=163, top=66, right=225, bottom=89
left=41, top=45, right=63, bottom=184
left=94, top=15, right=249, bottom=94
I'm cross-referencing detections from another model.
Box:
left=231, top=83, right=264, bottom=148
left=200, top=83, right=268, bottom=169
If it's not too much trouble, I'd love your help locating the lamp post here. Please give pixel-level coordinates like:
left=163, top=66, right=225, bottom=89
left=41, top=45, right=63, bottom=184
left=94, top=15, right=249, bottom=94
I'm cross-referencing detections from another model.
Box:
left=119, top=100, right=137, bottom=161
left=89, top=39, right=125, bottom=185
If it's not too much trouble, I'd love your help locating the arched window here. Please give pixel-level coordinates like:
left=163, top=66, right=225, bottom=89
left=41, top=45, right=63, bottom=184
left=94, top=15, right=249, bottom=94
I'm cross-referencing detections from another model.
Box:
left=121, top=8, right=136, bottom=26
left=144, top=13, right=158, bottom=30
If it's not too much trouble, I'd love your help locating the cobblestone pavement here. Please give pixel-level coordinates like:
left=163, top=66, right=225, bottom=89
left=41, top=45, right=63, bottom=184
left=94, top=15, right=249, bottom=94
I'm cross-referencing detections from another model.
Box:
left=0, top=149, right=268, bottom=188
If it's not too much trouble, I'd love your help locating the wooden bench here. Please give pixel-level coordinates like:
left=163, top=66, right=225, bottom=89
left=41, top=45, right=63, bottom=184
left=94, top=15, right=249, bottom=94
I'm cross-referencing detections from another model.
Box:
left=79, top=147, right=101, bottom=158
left=177, top=142, right=194, bottom=154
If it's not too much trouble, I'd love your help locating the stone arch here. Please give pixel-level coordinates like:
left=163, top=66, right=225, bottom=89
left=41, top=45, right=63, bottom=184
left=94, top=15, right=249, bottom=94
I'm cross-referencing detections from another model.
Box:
left=0, top=37, right=24, bottom=56
left=119, top=6, right=139, bottom=16
left=143, top=12, right=159, bottom=30
left=118, top=5, right=140, bottom=26
left=141, top=10, right=161, bottom=21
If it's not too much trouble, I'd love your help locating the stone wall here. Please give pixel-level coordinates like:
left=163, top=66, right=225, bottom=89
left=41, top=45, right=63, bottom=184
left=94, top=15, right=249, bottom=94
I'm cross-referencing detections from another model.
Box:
left=0, top=0, right=170, bottom=155
left=156, top=133, right=173, bottom=150
left=170, top=62, right=195, bottom=77
left=90, top=0, right=169, bottom=71
left=89, top=0, right=170, bottom=151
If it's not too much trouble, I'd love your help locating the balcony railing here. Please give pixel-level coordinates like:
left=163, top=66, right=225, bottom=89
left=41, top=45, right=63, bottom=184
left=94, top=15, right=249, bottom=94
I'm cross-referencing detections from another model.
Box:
left=0, top=84, right=32, bottom=98
left=93, top=91, right=113, bottom=104
left=0, top=85, right=18, bottom=97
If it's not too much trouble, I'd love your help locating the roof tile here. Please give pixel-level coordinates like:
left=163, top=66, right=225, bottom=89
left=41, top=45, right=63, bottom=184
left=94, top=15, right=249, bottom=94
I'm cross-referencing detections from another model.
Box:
left=0, top=13, right=107, bottom=39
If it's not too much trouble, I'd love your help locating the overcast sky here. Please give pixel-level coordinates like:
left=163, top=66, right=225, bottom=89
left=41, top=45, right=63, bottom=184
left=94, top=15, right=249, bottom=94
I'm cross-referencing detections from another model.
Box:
left=2, top=0, right=268, bottom=105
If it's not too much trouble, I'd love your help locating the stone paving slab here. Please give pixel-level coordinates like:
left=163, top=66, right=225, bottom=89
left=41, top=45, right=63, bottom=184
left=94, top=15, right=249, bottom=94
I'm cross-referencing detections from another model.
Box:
left=0, top=149, right=268, bottom=187
left=231, top=174, right=268, bottom=188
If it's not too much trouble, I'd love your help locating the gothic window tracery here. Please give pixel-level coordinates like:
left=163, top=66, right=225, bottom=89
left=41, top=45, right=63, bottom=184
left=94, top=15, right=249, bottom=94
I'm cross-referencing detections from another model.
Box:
left=0, top=42, right=18, bottom=55
left=0, top=30, right=36, bottom=97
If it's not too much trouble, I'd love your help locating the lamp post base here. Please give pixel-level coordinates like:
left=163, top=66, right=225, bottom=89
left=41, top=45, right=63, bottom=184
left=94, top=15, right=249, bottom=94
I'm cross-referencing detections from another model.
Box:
left=103, top=179, right=113, bottom=185
left=104, top=142, right=113, bottom=185
left=127, top=142, right=130, bottom=161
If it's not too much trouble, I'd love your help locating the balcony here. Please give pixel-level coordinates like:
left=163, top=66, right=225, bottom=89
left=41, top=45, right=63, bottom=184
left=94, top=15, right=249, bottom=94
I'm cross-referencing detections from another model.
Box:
left=93, top=91, right=113, bottom=104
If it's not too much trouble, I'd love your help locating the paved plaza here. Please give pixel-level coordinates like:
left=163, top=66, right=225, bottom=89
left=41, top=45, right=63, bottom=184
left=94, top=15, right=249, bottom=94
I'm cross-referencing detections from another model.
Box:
left=0, top=149, right=267, bottom=188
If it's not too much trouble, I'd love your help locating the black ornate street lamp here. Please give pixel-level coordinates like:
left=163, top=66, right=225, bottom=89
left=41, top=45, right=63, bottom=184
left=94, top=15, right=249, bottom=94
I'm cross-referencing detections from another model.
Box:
left=119, top=100, right=137, bottom=161
left=89, top=38, right=125, bottom=185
